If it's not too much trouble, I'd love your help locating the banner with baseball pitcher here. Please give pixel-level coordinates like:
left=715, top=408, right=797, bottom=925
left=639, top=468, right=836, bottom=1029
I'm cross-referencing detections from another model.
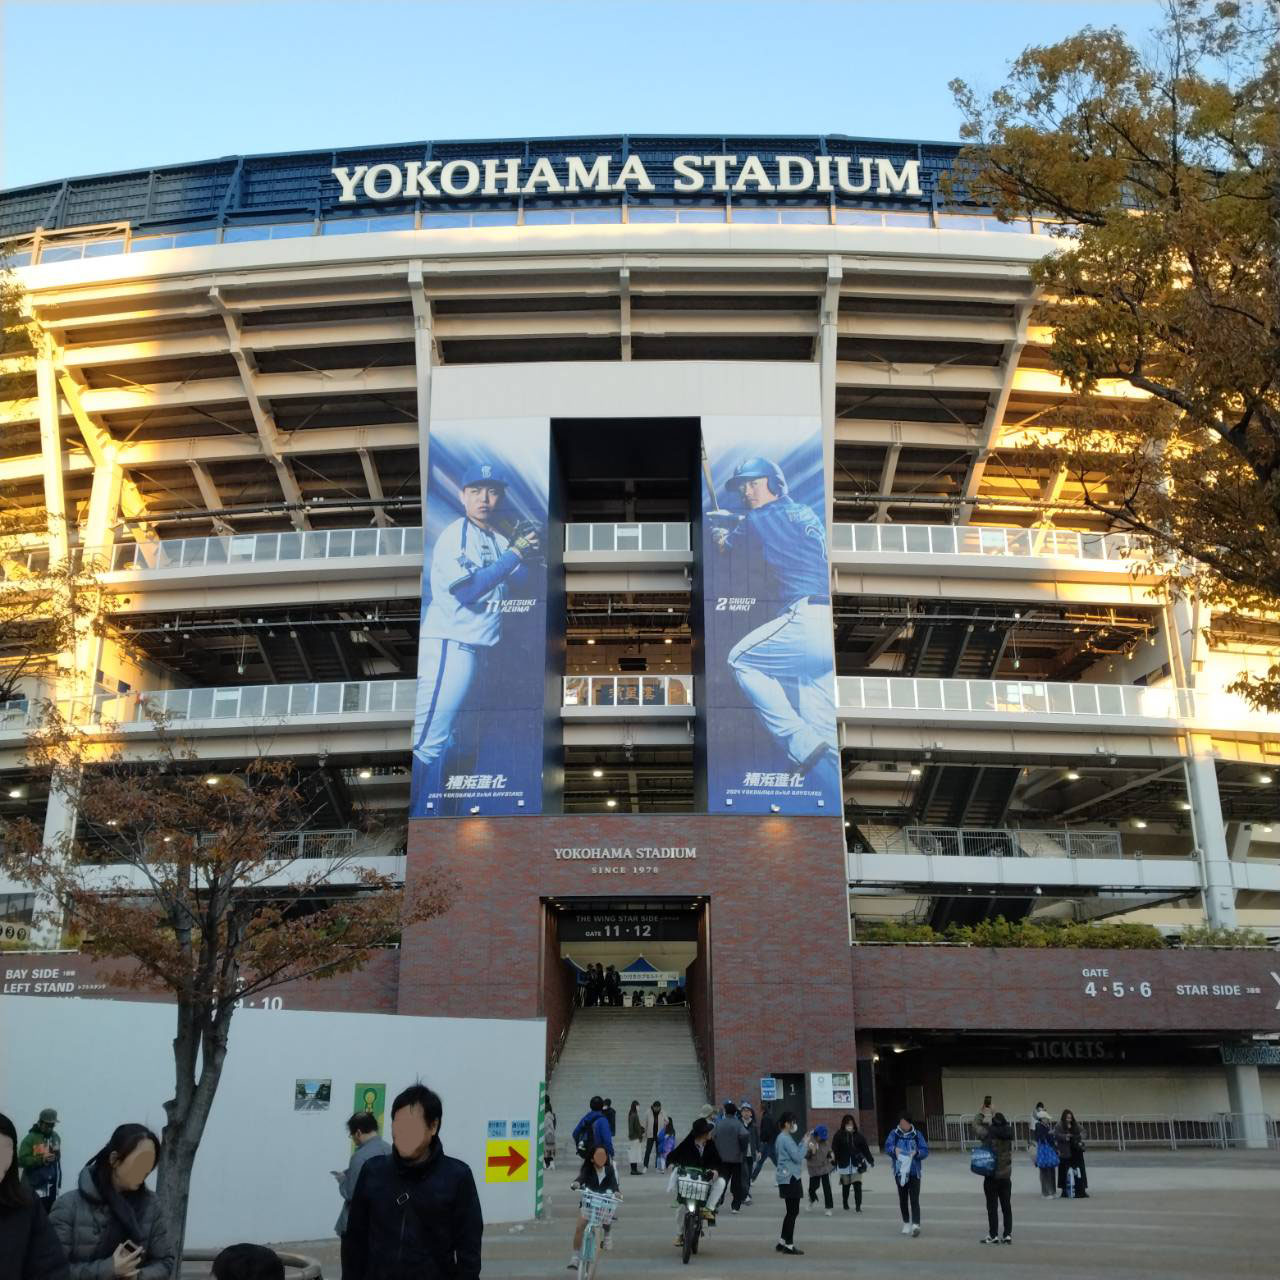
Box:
left=700, top=416, right=841, bottom=815
left=410, top=418, right=549, bottom=817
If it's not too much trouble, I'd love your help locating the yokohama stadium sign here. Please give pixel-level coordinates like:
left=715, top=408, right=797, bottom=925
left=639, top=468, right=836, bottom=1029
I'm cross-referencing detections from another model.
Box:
left=332, top=153, right=922, bottom=204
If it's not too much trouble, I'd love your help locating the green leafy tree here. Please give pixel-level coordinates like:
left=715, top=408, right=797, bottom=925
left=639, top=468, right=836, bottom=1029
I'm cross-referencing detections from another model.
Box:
left=950, top=0, right=1280, bottom=707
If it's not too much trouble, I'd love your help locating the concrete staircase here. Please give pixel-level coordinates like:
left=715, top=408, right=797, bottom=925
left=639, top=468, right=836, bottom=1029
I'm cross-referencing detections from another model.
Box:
left=548, top=1007, right=710, bottom=1148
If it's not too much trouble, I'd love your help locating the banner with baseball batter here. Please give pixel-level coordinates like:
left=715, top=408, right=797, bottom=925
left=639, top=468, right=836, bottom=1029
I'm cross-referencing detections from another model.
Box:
left=410, top=418, right=549, bottom=818
left=700, top=416, right=841, bottom=815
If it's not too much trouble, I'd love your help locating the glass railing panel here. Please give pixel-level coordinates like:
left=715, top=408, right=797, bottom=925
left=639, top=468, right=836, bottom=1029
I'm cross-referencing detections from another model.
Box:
left=954, top=527, right=984, bottom=555
left=641, top=676, right=666, bottom=706
left=1097, top=685, right=1125, bottom=717
left=326, top=530, right=353, bottom=557
left=590, top=523, right=616, bottom=552
left=666, top=675, right=691, bottom=705
left=188, top=689, right=215, bottom=719
left=916, top=679, right=943, bottom=710
left=862, top=677, right=891, bottom=710
left=880, top=526, right=906, bottom=553
left=889, top=680, right=917, bottom=709
left=614, top=524, right=641, bottom=551
left=590, top=677, right=615, bottom=705
left=238, top=686, right=264, bottom=717
left=352, top=529, right=379, bottom=557
left=212, top=688, right=241, bottom=718
left=564, top=676, right=588, bottom=706
left=1071, top=685, right=1100, bottom=716
left=366, top=682, right=394, bottom=713
left=289, top=685, right=317, bottom=716
left=942, top=680, right=970, bottom=711
left=1047, top=684, right=1074, bottom=714
left=830, top=525, right=854, bottom=551
left=640, top=524, right=664, bottom=551
left=903, top=526, right=931, bottom=554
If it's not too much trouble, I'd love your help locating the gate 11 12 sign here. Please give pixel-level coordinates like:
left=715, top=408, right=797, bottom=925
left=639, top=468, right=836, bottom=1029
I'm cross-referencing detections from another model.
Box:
left=558, top=910, right=699, bottom=943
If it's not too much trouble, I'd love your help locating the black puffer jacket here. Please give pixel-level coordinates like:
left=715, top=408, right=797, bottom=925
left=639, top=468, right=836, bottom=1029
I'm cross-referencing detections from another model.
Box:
left=344, top=1141, right=483, bottom=1280
left=831, top=1128, right=874, bottom=1172
left=0, top=1194, right=69, bottom=1280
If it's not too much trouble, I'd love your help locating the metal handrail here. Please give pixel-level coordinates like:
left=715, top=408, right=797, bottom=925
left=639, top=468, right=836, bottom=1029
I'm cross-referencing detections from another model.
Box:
left=831, top=523, right=1145, bottom=562
left=565, top=522, right=691, bottom=553
left=835, top=674, right=1279, bottom=728
left=563, top=674, right=693, bottom=707
left=870, top=826, right=1125, bottom=860
left=107, top=526, right=420, bottom=571
left=927, top=1111, right=1278, bottom=1151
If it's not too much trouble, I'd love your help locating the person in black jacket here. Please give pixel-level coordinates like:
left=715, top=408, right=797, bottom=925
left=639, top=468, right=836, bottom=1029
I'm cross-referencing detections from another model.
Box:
left=753, top=1104, right=780, bottom=1180
left=665, top=1120, right=726, bottom=1246
left=567, top=1144, right=621, bottom=1270
left=830, top=1114, right=874, bottom=1211
left=344, top=1084, right=482, bottom=1280
left=0, top=1110, right=68, bottom=1280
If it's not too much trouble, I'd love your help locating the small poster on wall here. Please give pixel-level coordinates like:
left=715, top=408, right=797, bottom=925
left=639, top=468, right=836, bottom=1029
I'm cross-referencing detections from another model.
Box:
left=294, top=1078, right=332, bottom=1112
left=810, top=1071, right=855, bottom=1109
left=353, top=1082, right=387, bottom=1133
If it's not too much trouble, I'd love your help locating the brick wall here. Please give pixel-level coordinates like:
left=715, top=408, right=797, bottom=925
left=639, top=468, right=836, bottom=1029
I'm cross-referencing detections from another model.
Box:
left=852, top=945, right=1280, bottom=1033
left=400, top=813, right=856, bottom=1107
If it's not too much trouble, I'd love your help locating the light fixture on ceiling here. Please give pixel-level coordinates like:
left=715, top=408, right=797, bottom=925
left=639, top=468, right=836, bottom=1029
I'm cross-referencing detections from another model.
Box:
left=909, top=766, right=922, bottom=778
left=205, top=776, right=220, bottom=786
left=606, top=798, right=617, bottom=809
left=1065, top=770, right=1081, bottom=781
left=1178, top=800, right=1192, bottom=811
left=664, top=637, right=673, bottom=645
left=1133, top=819, right=1148, bottom=829
left=358, top=768, right=372, bottom=780
left=6, top=788, right=20, bottom=799
left=1259, top=773, right=1274, bottom=785
left=586, top=638, right=596, bottom=646
left=592, top=768, right=603, bottom=778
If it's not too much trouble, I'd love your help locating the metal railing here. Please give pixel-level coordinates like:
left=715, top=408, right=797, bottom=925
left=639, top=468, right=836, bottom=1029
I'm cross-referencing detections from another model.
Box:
left=831, top=523, right=1145, bottom=562
left=837, top=675, right=1202, bottom=721
left=563, top=674, right=693, bottom=707
left=565, top=522, right=691, bottom=553
left=927, top=1112, right=1278, bottom=1151
left=876, top=826, right=1124, bottom=860
left=109, top=526, right=421, bottom=572
left=93, top=679, right=417, bottom=724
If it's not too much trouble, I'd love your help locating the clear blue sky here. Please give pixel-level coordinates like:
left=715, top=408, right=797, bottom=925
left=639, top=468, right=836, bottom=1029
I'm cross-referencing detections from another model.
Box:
left=1, top=0, right=1164, bottom=190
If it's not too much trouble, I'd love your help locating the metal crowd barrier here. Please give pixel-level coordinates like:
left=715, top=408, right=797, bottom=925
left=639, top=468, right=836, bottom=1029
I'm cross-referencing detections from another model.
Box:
left=927, top=1112, right=1279, bottom=1151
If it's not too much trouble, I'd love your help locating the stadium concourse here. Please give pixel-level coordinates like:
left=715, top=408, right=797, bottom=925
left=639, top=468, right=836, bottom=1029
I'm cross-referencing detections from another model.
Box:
left=1, top=136, right=1278, bottom=1239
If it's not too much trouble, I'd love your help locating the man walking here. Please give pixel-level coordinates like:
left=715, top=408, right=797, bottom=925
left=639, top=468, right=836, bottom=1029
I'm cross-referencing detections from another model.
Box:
left=713, top=1101, right=750, bottom=1212
left=754, top=1104, right=780, bottom=1180
left=643, top=1100, right=667, bottom=1170
left=571, top=1097, right=614, bottom=1161
left=18, top=1108, right=62, bottom=1213
left=344, top=1084, right=482, bottom=1280
left=333, top=1111, right=390, bottom=1279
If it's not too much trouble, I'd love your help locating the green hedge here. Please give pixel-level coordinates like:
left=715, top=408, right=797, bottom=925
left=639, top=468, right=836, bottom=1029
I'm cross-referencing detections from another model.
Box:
left=856, top=917, right=1166, bottom=948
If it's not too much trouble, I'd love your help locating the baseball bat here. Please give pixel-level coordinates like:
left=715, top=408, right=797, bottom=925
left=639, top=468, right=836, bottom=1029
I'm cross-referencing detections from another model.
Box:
left=701, top=446, right=735, bottom=519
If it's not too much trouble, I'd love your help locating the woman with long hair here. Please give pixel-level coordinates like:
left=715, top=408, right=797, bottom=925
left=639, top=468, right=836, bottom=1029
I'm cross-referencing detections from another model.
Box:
left=49, top=1124, right=175, bottom=1279
left=0, top=1111, right=68, bottom=1280
left=830, top=1113, right=874, bottom=1212
left=1054, top=1109, right=1089, bottom=1198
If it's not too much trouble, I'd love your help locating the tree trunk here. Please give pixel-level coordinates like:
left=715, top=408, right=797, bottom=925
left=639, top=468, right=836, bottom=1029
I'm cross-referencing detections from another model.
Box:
left=156, top=1000, right=231, bottom=1266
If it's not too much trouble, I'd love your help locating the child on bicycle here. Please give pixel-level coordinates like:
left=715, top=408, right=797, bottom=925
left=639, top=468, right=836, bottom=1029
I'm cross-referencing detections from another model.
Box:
left=568, top=1142, right=621, bottom=1271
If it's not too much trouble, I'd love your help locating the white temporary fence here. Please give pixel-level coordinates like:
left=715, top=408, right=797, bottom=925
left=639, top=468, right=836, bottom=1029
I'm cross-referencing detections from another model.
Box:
left=927, top=1112, right=1279, bottom=1151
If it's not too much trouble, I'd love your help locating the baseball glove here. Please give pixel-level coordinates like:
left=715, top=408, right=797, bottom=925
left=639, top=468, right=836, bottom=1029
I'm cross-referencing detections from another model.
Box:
left=509, top=519, right=544, bottom=561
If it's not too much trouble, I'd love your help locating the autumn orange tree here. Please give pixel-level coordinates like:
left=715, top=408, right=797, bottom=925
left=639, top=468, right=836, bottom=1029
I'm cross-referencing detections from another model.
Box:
left=1, top=709, right=451, bottom=1260
left=950, top=0, right=1280, bottom=706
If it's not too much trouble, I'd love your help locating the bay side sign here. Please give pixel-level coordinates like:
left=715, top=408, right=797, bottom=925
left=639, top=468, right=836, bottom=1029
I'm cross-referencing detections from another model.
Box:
left=333, top=154, right=922, bottom=203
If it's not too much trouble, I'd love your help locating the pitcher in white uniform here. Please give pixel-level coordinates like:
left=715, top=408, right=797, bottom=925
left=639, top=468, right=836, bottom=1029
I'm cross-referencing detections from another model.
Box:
left=411, top=462, right=541, bottom=804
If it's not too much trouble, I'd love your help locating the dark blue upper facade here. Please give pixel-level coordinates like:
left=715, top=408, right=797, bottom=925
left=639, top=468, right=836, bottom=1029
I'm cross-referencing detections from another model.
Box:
left=0, top=134, right=970, bottom=241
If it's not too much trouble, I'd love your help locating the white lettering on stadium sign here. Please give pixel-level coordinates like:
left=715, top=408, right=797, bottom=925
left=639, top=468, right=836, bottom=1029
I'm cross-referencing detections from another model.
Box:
left=332, top=154, right=921, bottom=204
left=553, top=847, right=697, bottom=860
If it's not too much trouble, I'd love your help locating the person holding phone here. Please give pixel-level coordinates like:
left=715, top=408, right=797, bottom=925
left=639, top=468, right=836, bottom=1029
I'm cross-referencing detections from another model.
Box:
left=49, top=1124, right=174, bottom=1279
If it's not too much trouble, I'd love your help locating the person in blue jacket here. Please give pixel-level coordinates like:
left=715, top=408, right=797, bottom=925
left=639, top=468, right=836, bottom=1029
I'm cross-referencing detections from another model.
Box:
left=571, top=1097, right=615, bottom=1161
left=773, top=1112, right=810, bottom=1257
left=884, top=1113, right=929, bottom=1237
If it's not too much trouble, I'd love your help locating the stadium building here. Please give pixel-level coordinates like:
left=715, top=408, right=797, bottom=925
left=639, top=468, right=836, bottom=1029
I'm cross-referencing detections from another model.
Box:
left=2, top=135, right=1278, bottom=1145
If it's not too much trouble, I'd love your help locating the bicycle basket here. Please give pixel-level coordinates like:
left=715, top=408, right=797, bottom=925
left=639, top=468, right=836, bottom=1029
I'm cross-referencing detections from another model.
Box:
left=676, top=1172, right=713, bottom=1203
left=580, top=1189, right=619, bottom=1227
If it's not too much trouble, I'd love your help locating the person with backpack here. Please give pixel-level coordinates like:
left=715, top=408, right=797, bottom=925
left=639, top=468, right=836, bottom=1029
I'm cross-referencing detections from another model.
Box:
left=571, top=1098, right=614, bottom=1163
left=711, top=1102, right=750, bottom=1212
left=884, top=1113, right=929, bottom=1237
left=1033, top=1105, right=1058, bottom=1198
left=831, top=1114, right=874, bottom=1212
left=974, top=1109, right=1014, bottom=1244
left=657, top=1120, right=676, bottom=1172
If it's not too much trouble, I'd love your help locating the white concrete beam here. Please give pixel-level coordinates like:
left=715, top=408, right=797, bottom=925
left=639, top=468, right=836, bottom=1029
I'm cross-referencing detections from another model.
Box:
left=358, top=449, right=391, bottom=528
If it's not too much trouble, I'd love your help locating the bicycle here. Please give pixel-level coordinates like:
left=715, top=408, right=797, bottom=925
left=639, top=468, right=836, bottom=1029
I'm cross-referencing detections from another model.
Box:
left=673, top=1166, right=714, bottom=1266
left=576, top=1187, right=620, bottom=1280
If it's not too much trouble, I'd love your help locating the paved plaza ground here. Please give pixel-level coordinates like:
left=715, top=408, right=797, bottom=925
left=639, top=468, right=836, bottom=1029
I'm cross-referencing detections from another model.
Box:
left=272, top=1148, right=1280, bottom=1278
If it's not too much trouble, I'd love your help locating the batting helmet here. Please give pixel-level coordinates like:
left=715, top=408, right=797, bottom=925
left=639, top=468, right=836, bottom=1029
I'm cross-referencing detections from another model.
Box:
left=460, top=461, right=508, bottom=490
left=723, top=456, right=787, bottom=503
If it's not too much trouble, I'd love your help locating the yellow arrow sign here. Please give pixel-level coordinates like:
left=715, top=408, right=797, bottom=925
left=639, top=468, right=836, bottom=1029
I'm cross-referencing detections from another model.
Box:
left=485, top=1139, right=530, bottom=1182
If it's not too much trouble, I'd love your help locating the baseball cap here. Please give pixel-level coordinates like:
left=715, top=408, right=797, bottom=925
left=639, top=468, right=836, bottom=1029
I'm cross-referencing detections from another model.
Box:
left=460, top=462, right=507, bottom=490
left=38, top=1108, right=58, bottom=1124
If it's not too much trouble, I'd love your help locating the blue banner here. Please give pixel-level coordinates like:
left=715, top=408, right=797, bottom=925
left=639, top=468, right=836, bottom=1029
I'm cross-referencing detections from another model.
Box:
left=410, top=420, right=549, bottom=817
left=700, top=416, right=841, bottom=815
